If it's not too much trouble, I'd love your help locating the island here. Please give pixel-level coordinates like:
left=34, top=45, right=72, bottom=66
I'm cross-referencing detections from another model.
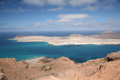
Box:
left=10, top=31, right=120, bottom=45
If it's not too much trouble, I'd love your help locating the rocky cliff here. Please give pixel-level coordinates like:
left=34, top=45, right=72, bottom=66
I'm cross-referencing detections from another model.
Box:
left=0, top=51, right=120, bottom=80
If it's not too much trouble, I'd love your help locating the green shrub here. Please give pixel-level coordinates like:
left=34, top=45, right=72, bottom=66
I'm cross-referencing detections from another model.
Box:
left=41, top=65, right=46, bottom=70
left=101, top=58, right=106, bottom=61
left=94, top=62, right=98, bottom=65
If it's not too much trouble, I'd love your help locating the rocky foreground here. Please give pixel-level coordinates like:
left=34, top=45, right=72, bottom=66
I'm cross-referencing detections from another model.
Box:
left=0, top=51, right=120, bottom=80
left=11, top=31, right=120, bottom=45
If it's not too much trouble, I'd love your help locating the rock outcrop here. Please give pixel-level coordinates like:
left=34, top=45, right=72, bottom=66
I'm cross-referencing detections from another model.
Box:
left=0, top=67, right=4, bottom=80
left=105, top=50, right=120, bottom=61
left=69, top=31, right=120, bottom=39
left=69, top=34, right=84, bottom=37
left=0, top=51, right=120, bottom=80
left=91, top=31, right=120, bottom=39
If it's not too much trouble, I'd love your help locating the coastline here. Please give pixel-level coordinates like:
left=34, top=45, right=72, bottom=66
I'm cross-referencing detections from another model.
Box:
left=21, top=50, right=120, bottom=65
left=0, top=50, right=120, bottom=80
left=24, top=57, right=55, bottom=65
left=10, top=35, right=120, bottom=46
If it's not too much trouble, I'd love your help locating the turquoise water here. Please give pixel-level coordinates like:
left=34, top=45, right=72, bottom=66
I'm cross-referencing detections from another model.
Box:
left=0, top=31, right=120, bottom=63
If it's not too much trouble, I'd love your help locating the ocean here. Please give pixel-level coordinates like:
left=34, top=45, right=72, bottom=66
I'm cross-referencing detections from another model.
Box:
left=0, top=31, right=120, bottom=63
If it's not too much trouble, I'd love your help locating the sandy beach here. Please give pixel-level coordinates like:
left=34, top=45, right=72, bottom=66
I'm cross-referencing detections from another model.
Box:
left=10, top=31, right=120, bottom=45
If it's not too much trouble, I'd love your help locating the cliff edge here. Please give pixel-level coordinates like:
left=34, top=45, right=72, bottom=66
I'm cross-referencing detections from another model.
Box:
left=0, top=51, right=120, bottom=80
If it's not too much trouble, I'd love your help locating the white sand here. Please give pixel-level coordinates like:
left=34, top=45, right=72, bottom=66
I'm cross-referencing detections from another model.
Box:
left=11, top=35, right=120, bottom=45
left=25, top=57, right=54, bottom=65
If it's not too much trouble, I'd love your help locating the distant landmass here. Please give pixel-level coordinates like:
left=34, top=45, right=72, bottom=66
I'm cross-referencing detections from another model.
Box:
left=11, top=31, right=120, bottom=45
left=69, top=31, right=120, bottom=39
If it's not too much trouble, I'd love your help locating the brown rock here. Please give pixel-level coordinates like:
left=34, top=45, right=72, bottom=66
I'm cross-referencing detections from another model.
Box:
left=0, top=67, right=4, bottom=80
left=91, top=31, right=120, bottom=39
left=39, top=58, right=54, bottom=63
left=0, top=51, right=120, bottom=80
left=106, top=50, right=120, bottom=61
left=69, top=34, right=84, bottom=37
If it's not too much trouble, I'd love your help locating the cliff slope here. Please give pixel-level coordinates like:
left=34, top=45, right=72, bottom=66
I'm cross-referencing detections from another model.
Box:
left=0, top=51, right=120, bottom=80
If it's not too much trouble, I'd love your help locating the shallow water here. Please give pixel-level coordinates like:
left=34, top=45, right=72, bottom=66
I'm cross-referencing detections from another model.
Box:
left=0, top=31, right=120, bottom=63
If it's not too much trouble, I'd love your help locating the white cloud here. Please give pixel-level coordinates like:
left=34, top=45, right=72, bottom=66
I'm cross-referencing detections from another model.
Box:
left=107, top=17, right=115, bottom=20
left=56, top=14, right=91, bottom=22
left=47, top=0, right=66, bottom=6
left=23, top=0, right=66, bottom=6
left=83, top=5, right=98, bottom=11
left=104, top=5, right=113, bottom=9
left=69, top=0, right=97, bottom=7
left=22, top=0, right=97, bottom=7
left=32, top=22, right=50, bottom=26
left=71, top=22, right=82, bottom=26
left=47, top=19, right=54, bottom=23
left=22, top=0, right=45, bottom=6
left=18, top=7, right=25, bottom=13
left=47, top=7, right=63, bottom=11
left=22, top=0, right=117, bottom=11
left=1, top=7, right=33, bottom=13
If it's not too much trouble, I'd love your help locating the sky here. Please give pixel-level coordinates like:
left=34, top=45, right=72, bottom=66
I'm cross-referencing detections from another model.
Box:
left=0, top=0, right=120, bottom=32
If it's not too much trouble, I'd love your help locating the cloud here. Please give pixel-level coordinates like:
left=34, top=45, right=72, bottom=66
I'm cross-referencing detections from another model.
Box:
left=55, top=21, right=120, bottom=31
left=22, top=0, right=45, bottom=6
left=32, top=22, right=50, bottom=26
left=83, top=5, right=98, bottom=11
left=107, top=17, right=115, bottom=20
left=0, top=23, right=8, bottom=26
left=22, top=0, right=97, bottom=7
left=47, top=0, right=66, bottom=6
left=56, top=14, right=91, bottom=22
left=18, top=7, right=25, bottom=13
left=69, top=0, right=97, bottom=7
left=23, top=0, right=66, bottom=6
left=47, top=19, right=54, bottom=23
left=22, top=0, right=118, bottom=11
left=47, top=7, right=63, bottom=11
left=104, top=5, right=113, bottom=9
left=0, top=7, right=33, bottom=13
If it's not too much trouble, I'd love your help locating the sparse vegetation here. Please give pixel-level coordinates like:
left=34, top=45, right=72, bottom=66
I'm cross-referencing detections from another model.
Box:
left=101, top=58, right=106, bottom=61
left=41, top=65, right=46, bottom=70
left=76, top=65, right=81, bottom=69
left=94, top=62, right=98, bottom=65
left=41, top=65, right=52, bottom=71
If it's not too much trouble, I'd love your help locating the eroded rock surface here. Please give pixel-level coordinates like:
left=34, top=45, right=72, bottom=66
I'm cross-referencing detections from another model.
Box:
left=0, top=67, right=4, bottom=80
left=106, top=51, right=120, bottom=61
left=0, top=51, right=120, bottom=80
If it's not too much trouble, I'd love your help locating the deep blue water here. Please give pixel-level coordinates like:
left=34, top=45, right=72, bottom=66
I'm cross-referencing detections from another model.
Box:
left=0, top=31, right=120, bottom=63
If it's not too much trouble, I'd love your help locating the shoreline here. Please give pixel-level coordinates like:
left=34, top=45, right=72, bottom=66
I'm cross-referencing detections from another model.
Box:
left=10, top=40, right=120, bottom=46
left=11, top=38, right=120, bottom=46
left=9, top=39, right=120, bottom=46
left=12, top=50, right=120, bottom=65
left=10, top=37, right=120, bottom=46
left=23, top=57, right=55, bottom=65
left=10, top=31, right=120, bottom=46
left=0, top=50, right=120, bottom=80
